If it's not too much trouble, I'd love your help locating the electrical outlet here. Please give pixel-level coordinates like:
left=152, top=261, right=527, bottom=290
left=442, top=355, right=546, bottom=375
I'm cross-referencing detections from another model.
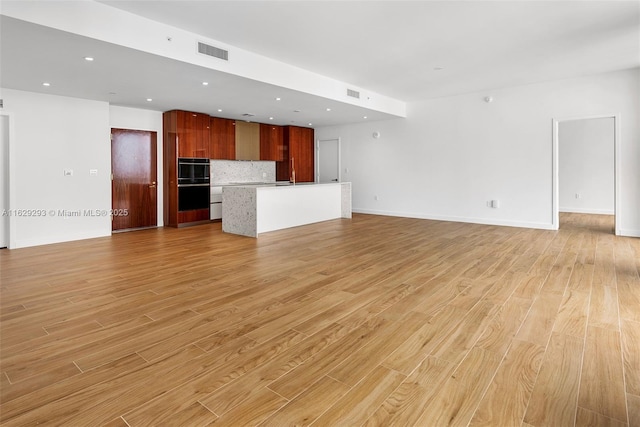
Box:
left=575, top=193, right=581, bottom=199
left=374, top=195, right=379, bottom=201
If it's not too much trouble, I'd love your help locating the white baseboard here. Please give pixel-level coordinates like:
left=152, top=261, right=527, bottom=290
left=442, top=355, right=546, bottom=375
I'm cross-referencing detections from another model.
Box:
left=13, top=230, right=111, bottom=249
left=618, top=229, right=640, bottom=238
left=352, top=208, right=555, bottom=230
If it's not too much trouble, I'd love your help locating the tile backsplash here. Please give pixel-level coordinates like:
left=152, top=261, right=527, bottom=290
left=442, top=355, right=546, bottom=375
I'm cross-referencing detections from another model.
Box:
left=210, top=160, right=276, bottom=184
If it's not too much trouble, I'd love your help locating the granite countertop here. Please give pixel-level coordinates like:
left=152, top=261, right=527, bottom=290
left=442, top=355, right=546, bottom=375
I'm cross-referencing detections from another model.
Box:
left=210, top=181, right=277, bottom=187
left=220, top=182, right=347, bottom=189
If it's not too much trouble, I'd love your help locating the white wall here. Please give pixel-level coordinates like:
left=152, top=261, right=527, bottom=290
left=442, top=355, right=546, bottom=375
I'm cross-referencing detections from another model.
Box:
left=109, top=105, right=164, bottom=226
left=559, top=118, right=614, bottom=214
left=316, top=68, right=640, bottom=236
left=1, top=88, right=112, bottom=248
left=0, top=114, right=9, bottom=248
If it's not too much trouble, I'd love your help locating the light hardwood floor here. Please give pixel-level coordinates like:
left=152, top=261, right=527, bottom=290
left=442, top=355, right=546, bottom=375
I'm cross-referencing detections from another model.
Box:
left=1, top=213, right=638, bottom=426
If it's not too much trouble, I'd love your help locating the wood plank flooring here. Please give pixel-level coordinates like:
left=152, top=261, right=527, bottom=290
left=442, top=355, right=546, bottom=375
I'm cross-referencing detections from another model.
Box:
left=1, top=213, right=638, bottom=426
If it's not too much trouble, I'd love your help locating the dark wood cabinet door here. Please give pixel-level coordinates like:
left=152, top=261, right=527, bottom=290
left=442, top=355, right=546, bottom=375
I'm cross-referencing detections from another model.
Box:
left=163, top=112, right=178, bottom=227
left=177, top=111, right=195, bottom=158
left=196, top=114, right=210, bottom=158
left=297, top=129, right=315, bottom=182
left=177, top=208, right=209, bottom=224
left=260, top=124, right=283, bottom=161
left=287, top=126, right=315, bottom=182
left=210, top=117, right=236, bottom=160
left=177, top=111, right=209, bottom=158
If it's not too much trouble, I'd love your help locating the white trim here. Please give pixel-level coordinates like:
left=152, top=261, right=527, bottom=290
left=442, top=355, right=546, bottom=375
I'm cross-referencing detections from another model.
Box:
left=552, top=119, right=559, bottom=230
left=316, top=137, right=341, bottom=183
left=552, top=114, right=621, bottom=235
left=13, top=230, right=111, bottom=249
left=0, top=111, right=16, bottom=249
left=618, top=229, right=640, bottom=238
left=353, top=208, right=555, bottom=230
left=615, top=116, right=622, bottom=236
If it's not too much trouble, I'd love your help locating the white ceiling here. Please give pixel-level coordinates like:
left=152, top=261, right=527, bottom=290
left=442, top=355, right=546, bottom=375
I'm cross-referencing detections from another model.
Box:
left=2, top=1, right=639, bottom=127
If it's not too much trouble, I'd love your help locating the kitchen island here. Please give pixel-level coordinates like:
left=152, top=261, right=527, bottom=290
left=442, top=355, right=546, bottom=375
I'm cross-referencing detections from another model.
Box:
left=222, top=182, right=351, bottom=237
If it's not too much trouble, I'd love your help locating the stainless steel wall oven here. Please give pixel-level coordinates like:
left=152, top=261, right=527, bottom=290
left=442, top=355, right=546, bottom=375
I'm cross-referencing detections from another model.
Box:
left=177, top=158, right=210, bottom=212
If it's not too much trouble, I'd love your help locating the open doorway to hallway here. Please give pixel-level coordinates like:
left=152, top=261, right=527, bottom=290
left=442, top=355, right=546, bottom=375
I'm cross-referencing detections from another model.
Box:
left=554, top=115, right=619, bottom=235
left=560, top=212, right=615, bottom=235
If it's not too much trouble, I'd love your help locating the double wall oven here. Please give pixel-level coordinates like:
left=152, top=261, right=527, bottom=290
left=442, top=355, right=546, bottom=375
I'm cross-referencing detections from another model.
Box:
left=178, top=158, right=210, bottom=212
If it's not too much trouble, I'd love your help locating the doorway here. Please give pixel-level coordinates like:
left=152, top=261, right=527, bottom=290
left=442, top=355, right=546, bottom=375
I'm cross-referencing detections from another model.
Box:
left=0, top=114, right=9, bottom=248
left=552, top=115, right=620, bottom=234
left=111, top=128, right=158, bottom=231
left=317, top=138, right=341, bottom=183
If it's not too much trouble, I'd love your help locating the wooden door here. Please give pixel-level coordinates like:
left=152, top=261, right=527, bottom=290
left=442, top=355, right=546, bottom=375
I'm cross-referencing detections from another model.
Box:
left=111, top=128, right=157, bottom=231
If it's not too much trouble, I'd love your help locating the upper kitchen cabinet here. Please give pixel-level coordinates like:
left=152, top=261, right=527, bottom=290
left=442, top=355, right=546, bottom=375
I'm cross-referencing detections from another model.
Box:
left=165, top=110, right=210, bottom=159
left=277, top=126, right=314, bottom=182
left=260, top=124, right=284, bottom=161
left=210, top=117, right=236, bottom=160
left=235, top=121, right=260, bottom=160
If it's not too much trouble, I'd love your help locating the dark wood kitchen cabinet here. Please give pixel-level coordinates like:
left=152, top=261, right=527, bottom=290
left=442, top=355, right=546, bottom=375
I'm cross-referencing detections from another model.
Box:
left=163, top=110, right=210, bottom=227
left=259, top=123, right=284, bottom=161
left=276, top=126, right=314, bottom=182
left=210, top=117, right=236, bottom=160
left=164, top=110, right=210, bottom=159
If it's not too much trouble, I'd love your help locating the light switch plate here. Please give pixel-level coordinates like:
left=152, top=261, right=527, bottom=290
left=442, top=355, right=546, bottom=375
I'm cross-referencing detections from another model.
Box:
left=90, top=169, right=98, bottom=176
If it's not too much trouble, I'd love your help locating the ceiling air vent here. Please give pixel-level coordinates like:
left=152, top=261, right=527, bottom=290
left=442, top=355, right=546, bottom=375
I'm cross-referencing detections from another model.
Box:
left=347, top=88, right=360, bottom=99
left=241, top=113, right=255, bottom=118
left=197, top=42, right=229, bottom=61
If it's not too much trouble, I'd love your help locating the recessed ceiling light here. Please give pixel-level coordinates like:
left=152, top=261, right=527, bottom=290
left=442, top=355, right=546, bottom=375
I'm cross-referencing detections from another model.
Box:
left=84, top=57, right=94, bottom=61
left=146, top=98, right=153, bottom=102
left=269, top=117, right=274, bottom=120
left=275, top=97, right=281, bottom=101
left=217, top=109, right=222, bottom=112
left=326, top=108, right=331, bottom=112
left=42, top=82, right=50, bottom=86
left=308, top=123, right=313, bottom=126
left=363, top=116, right=368, bottom=119
left=202, top=82, right=209, bottom=86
